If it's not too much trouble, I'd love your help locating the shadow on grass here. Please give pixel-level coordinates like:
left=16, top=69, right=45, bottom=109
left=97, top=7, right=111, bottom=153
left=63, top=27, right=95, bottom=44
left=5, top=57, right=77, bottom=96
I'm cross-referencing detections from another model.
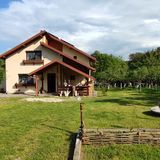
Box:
left=95, top=98, right=148, bottom=106
left=95, top=98, right=128, bottom=105
left=41, top=124, right=76, bottom=160
left=68, top=133, right=77, bottom=160
left=111, top=125, right=125, bottom=128
left=143, top=111, right=160, bottom=118
left=95, top=89, right=160, bottom=107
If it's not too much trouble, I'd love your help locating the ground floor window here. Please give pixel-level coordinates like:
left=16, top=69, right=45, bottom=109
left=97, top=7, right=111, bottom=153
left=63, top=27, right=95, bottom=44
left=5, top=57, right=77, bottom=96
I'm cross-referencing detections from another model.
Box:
left=19, top=74, right=34, bottom=85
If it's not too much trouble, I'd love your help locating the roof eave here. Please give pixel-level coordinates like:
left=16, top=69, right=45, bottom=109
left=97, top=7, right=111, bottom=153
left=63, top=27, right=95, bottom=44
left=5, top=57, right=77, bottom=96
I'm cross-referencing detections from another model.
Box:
left=0, top=30, right=47, bottom=59
left=47, top=33, right=96, bottom=62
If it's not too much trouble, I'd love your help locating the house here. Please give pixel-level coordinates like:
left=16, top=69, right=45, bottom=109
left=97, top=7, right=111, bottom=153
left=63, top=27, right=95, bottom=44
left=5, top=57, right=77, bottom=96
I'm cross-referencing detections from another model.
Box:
left=0, top=30, right=96, bottom=96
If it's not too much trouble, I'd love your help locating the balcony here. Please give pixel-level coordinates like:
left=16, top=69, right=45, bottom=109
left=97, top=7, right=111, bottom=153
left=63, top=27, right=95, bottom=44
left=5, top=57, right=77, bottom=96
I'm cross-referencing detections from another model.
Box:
left=22, top=60, right=44, bottom=65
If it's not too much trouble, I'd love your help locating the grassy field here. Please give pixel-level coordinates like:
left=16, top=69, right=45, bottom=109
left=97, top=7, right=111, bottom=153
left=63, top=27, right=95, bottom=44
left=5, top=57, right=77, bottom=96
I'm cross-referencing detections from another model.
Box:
left=0, top=88, right=160, bottom=160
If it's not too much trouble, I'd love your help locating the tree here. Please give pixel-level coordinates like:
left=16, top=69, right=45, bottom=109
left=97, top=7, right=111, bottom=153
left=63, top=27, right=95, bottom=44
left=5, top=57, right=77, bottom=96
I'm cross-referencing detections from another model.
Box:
left=147, top=66, right=160, bottom=83
left=128, top=47, right=160, bottom=88
left=92, top=47, right=160, bottom=90
left=0, top=60, right=5, bottom=84
left=128, top=52, right=145, bottom=69
left=127, top=66, right=148, bottom=92
left=91, top=51, right=128, bottom=86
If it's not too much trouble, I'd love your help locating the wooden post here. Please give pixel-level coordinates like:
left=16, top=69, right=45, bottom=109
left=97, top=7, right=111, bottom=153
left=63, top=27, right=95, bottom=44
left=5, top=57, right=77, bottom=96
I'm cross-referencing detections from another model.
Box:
left=87, top=86, right=89, bottom=96
left=41, top=73, right=44, bottom=93
left=35, top=75, right=39, bottom=97
left=80, top=103, right=84, bottom=129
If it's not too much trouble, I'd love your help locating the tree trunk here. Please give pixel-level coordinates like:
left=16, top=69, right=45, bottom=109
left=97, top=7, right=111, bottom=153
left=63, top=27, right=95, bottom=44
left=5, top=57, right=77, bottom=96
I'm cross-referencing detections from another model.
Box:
left=139, top=83, right=141, bottom=92
left=107, top=84, right=110, bottom=90
left=120, top=83, right=122, bottom=89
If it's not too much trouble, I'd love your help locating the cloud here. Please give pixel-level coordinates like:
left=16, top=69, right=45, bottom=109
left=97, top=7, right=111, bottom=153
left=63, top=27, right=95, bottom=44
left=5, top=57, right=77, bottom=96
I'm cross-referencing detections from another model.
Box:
left=0, top=0, right=160, bottom=59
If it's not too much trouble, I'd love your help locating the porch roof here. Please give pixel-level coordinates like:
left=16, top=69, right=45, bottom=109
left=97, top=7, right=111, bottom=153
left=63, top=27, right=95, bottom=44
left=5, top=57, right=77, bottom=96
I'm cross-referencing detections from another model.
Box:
left=29, top=60, right=95, bottom=80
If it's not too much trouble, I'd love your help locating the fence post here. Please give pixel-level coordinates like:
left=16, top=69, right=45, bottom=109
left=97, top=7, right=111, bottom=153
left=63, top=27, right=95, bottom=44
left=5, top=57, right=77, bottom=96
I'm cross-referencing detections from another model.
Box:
left=80, top=103, right=84, bottom=131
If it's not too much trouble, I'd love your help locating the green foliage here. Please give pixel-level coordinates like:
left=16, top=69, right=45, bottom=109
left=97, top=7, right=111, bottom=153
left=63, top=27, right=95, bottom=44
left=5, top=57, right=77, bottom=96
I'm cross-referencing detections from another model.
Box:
left=0, top=59, right=4, bottom=84
left=147, top=66, right=160, bottom=82
left=129, top=66, right=148, bottom=81
left=128, top=47, right=160, bottom=80
left=129, top=52, right=145, bottom=69
left=100, top=86, right=108, bottom=96
left=92, top=47, right=160, bottom=84
left=92, top=51, right=128, bottom=82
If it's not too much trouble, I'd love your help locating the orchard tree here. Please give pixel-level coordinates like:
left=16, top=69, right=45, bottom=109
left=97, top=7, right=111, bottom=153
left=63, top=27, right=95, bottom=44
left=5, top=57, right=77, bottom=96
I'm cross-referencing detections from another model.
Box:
left=91, top=51, right=128, bottom=87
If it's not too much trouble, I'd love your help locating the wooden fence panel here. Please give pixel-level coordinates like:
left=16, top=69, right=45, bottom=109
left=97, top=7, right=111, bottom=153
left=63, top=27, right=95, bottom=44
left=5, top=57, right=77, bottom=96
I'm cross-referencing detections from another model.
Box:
left=82, top=128, right=160, bottom=145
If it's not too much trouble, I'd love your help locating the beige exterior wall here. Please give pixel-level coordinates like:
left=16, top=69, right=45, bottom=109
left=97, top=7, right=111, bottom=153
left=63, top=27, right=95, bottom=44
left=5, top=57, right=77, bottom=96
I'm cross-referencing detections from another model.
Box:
left=5, top=36, right=62, bottom=93
left=63, top=45, right=90, bottom=65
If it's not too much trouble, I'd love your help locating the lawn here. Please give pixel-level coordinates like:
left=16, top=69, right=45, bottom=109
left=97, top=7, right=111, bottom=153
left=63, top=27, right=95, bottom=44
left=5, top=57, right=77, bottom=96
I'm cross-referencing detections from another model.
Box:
left=0, top=88, right=160, bottom=160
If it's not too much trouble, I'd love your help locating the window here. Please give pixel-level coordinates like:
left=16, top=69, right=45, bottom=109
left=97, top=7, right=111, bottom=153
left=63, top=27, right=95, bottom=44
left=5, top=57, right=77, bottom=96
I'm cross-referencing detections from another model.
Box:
left=70, top=75, right=76, bottom=80
left=19, top=74, right=34, bottom=85
left=26, top=51, right=42, bottom=60
left=73, top=56, right=77, bottom=59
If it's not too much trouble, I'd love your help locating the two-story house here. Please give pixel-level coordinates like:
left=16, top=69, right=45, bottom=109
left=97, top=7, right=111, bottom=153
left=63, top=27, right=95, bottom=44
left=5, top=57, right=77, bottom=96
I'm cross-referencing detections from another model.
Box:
left=0, top=30, right=96, bottom=96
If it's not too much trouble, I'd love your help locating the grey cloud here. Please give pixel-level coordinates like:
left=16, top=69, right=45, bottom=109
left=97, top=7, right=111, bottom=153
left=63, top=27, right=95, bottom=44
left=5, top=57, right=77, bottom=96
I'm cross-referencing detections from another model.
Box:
left=0, top=0, right=160, bottom=59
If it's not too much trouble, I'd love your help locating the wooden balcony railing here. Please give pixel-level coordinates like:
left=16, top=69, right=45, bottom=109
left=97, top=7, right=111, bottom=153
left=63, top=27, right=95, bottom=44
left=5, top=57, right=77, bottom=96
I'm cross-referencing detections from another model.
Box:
left=22, top=60, right=44, bottom=65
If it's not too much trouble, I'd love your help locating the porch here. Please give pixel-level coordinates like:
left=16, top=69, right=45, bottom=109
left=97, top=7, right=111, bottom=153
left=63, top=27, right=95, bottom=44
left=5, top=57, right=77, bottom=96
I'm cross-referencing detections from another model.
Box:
left=28, top=60, right=95, bottom=96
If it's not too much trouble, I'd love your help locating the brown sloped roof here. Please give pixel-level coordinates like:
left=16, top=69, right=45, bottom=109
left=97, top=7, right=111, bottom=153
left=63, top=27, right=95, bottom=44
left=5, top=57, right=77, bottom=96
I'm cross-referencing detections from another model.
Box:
left=29, top=59, right=95, bottom=80
left=48, top=33, right=96, bottom=62
left=41, top=42, right=96, bottom=71
left=0, top=30, right=47, bottom=59
left=0, top=30, right=96, bottom=62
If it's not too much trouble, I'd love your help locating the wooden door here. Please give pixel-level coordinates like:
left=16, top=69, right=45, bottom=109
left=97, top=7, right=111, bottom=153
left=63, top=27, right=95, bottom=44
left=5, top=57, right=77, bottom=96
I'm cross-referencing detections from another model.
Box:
left=47, top=73, right=56, bottom=93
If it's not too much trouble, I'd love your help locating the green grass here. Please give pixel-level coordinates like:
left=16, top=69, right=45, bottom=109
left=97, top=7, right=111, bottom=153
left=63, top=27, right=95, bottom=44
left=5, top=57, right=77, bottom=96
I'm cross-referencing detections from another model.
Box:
left=0, top=88, right=160, bottom=160
left=83, top=145, right=160, bottom=160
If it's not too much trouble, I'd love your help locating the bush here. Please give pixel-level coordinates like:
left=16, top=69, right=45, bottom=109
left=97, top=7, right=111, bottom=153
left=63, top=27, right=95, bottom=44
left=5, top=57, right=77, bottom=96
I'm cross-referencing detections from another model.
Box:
left=101, top=87, right=108, bottom=96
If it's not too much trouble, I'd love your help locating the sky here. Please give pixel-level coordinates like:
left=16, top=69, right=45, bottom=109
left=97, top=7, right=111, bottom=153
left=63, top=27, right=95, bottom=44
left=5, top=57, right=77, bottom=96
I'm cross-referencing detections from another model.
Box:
left=0, top=0, right=160, bottom=59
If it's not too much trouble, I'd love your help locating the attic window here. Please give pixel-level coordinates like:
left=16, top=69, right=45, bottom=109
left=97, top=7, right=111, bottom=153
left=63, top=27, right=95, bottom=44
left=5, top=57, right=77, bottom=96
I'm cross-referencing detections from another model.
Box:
left=73, top=56, right=77, bottom=59
left=26, top=51, right=42, bottom=60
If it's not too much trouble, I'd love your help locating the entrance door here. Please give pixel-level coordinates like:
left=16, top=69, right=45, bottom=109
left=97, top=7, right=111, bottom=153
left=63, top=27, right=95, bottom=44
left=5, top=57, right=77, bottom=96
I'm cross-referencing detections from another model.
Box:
left=47, top=73, right=56, bottom=93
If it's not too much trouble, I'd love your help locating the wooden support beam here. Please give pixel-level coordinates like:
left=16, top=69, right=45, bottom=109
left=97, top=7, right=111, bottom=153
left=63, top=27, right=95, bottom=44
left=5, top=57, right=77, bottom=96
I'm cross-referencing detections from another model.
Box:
left=41, top=73, right=44, bottom=92
left=34, top=75, right=39, bottom=96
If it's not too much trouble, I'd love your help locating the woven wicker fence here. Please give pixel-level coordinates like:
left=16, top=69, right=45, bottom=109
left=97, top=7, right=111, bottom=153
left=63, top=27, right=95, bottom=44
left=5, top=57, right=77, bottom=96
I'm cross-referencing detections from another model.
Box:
left=82, top=128, right=160, bottom=145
